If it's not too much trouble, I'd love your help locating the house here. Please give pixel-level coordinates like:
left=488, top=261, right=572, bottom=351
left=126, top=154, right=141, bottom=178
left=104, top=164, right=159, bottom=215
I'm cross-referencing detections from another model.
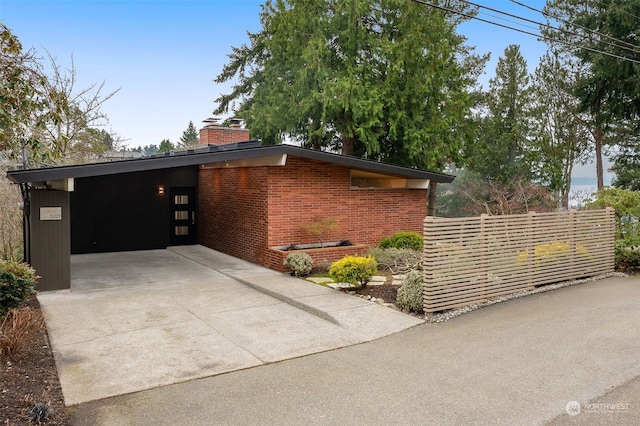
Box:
left=6, top=124, right=455, bottom=291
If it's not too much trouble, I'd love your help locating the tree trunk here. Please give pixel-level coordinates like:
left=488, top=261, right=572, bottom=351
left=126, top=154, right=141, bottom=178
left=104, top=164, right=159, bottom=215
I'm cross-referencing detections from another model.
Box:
left=342, top=136, right=354, bottom=156
left=595, top=126, right=604, bottom=190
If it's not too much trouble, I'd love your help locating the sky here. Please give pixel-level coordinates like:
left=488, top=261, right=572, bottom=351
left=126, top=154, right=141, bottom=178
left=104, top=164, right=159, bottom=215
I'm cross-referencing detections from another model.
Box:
left=0, top=0, right=609, bottom=181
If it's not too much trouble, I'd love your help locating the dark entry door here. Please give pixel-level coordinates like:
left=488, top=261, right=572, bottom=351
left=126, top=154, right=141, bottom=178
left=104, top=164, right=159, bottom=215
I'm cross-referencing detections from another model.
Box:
left=169, top=187, right=196, bottom=245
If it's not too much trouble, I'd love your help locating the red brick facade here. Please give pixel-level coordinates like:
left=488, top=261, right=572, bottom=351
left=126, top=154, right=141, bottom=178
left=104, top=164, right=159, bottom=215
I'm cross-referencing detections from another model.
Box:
left=198, top=156, right=428, bottom=271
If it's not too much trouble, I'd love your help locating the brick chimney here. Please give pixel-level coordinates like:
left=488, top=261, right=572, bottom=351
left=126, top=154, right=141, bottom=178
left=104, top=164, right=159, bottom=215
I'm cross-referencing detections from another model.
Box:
left=200, top=118, right=250, bottom=146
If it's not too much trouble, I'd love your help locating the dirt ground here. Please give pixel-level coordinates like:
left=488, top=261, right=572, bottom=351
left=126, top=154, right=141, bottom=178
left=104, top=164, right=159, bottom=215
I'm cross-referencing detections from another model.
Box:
left=1, top=296, right=71, bottom=425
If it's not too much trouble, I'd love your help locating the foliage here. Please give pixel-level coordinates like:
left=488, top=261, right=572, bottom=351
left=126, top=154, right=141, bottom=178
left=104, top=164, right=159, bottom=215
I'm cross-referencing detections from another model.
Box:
left=329, top=255, right=377, bottom=287
left=0, top=24, right=118, bottom=166
left=158, top=139, right=175, bottom=153
left=378, top=231, right=423, bottom=251
left=516, top=241, right=590, bottom=266
left=283, top=252, right=313, bottom=277
left=464, top=45, right=532, bottom=184
left=396, top=270, right=424, bottom=313
left=302, top=217, right=338, bottom=248
left=214, top=0, right=486, bottom=170
left=437, top=170, right=556, bottom=217
left=582, top=187, right=640, bottom=271
left=178, top=121, right=200, bottom=150
left=583, top=187, right=640, bottom=241
left=0, top=168, right=22, bottom=260
left=614, top=243, right=640, bottom=273
left=0, top=259, right=38, bottom=317
left=528, top=50, right=591, bottom=210
left=542, top=0, right=639, bottom=190
left=0, top=306, right=44, bottom=360
left=368, top=247, right=422, bottom=274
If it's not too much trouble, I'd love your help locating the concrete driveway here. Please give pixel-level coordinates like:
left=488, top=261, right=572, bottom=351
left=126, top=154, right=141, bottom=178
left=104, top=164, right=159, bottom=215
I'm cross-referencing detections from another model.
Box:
left=70, top=274, right=640, bottom=425
left=37, top=245, right=422, bottom=406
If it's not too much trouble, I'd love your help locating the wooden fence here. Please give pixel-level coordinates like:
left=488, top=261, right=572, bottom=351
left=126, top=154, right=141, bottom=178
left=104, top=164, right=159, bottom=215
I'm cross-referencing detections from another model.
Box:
left=422, top=208, right=615, bottom=315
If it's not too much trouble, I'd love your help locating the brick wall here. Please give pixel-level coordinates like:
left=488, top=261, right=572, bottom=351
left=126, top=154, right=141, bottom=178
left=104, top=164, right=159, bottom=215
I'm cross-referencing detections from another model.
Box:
left=198, top=167, right=269, bottom=265
left=266, top=157, right=427, bottom=248
left=200, top=126, right=250, bottom=146
left=198, top=156, right=428, bottom=270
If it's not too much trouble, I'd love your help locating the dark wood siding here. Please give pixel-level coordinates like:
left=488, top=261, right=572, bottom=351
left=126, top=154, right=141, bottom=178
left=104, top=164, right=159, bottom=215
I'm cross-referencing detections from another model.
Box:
left=30, top=190, right=71, bottom=291
left=70, top=167, right=198, bottom=254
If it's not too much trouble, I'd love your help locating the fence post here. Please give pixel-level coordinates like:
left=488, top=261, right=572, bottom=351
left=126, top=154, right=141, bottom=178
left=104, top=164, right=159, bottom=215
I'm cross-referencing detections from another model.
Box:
left=569, top=209, right=576, bottom=280
left=480, top=214, right=489, bottom=299
left=527, top=211, right=536, bottom=289
left=423, top=216, right=435, bottom=319
left=606, top=207, right=616, bottom=272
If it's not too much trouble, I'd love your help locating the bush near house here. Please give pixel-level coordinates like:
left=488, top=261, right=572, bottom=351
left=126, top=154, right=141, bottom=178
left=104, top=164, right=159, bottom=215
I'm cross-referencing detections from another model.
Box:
left=283, top=252, right=313, bottom=277
left=0, top=259, right=38, bottom=317
left=396, top=270, right=424, bottom=313
left=329, top=255, right=377, bottom=287
left=368, top=247, right=423, bottom=274
left=379, top=231, right=423, bottom=251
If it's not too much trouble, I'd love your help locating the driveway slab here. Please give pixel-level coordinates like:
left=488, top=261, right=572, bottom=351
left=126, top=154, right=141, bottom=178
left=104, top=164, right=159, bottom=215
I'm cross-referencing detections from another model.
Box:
left=38, top=246, right=422, bottom=405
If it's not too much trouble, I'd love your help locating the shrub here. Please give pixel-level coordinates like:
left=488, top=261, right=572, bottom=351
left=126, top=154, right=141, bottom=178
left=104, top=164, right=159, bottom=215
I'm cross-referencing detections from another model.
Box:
left=0, top=259, right=38, bottom=317
left=615, top=239, right=640, bottom=272
left=379, top=231, right=423, bottom=251
left=283, top=252, right=313, bottom=277
left=0, top=306, right=44, bottom=360
left=302, top=217, right=338, bottom=248
left=368, top=247, right=422, bottom=274
left=396, top=270, right=424, bottom=313
left=329, top=255, right=377, bottom=287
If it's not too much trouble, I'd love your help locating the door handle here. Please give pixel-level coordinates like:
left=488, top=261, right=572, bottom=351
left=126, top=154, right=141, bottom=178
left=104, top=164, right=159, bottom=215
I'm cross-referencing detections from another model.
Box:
left=191, top=211, right=195, bottom=225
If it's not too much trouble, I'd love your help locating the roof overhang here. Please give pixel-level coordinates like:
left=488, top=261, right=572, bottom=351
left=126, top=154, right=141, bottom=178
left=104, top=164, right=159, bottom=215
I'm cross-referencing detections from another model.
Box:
left=6, top=143, right=455, bottom=185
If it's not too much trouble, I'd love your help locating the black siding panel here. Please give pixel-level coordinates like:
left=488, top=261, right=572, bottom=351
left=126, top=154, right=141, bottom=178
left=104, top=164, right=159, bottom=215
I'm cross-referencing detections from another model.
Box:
left=30, top=190, right=71, bottom=291
left=70, top=167, right=198, bottom=254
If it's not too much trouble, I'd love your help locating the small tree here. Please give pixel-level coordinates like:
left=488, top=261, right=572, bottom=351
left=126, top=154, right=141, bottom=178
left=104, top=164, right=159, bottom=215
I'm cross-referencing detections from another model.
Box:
left=303, top=217, right=338, bottom=248
left=158, top=139, right=174, bottom=153
left=178, top=121, right=200, bottom=150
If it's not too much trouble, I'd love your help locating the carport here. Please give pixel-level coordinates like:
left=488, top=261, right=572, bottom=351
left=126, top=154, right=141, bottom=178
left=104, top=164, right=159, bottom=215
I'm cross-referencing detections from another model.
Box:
left=7, top=139, right=453, bottom=292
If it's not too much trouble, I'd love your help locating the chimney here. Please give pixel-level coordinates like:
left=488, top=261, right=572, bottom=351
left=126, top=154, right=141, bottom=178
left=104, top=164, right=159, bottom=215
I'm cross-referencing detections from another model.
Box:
left=199, top=117, right=250, bottom=146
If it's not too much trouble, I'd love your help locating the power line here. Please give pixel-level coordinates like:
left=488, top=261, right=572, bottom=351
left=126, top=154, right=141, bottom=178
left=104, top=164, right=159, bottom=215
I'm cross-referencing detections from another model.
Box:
left=409, top=0, right=640, bottom=65
left=509, top=0, right=640, bottom=55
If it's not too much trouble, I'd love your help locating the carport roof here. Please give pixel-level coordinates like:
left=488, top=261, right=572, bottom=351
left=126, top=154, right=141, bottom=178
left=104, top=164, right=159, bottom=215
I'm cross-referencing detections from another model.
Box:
left=6, top=142, right=455, bottom=184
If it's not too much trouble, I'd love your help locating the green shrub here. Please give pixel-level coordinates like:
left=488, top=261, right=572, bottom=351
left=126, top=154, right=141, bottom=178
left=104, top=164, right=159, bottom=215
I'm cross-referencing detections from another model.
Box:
left=329, top=255, right=377, bottom=287
left=396, top=270, right=424, bottom=313
left=0, top=259, right=38, bottom=317
left=615, top=239, right=640, bottom=272
left=368, top=247, right=422, bottom=274
left=379, top=231, right=423, bottom=251
left=283, top=252, right=313, bottom=277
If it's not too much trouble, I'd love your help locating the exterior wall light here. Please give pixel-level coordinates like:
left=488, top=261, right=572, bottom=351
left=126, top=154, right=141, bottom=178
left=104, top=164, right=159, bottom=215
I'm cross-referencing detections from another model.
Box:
left=158, top=185, right=165, bottom=195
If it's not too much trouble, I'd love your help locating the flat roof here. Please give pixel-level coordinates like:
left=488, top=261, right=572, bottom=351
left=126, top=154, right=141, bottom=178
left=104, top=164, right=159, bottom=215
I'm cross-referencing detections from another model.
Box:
left=6, top=142, right=455, bottom=184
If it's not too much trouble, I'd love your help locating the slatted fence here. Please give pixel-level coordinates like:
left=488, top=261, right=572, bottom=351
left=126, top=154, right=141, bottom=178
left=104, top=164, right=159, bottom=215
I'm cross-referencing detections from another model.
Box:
left=422, top=208, right=615, bottom=315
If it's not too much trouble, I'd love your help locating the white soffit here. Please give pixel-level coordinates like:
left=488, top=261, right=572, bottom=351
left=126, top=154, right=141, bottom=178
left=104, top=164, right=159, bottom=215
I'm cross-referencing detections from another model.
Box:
left=46, top=178, right=74, bottom=192
left=200, top=154, right=287, bottom=169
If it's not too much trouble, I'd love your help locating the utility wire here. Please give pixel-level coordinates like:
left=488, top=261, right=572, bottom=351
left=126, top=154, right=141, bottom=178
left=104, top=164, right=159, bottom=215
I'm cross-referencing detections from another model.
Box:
left=409, top=0, right=640, bottom=65
left=462, top=0, right=640, bottom=57
left=509, top=0, right=640, bottom=54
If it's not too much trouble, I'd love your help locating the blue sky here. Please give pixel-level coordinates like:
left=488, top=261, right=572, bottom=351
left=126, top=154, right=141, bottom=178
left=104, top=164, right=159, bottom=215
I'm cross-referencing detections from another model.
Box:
left=0, top=0, right=607, bottom=180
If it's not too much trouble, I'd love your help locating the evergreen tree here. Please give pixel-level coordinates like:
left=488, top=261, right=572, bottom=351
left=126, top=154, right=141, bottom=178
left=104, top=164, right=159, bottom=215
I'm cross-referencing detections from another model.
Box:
left=529, top=51, right=591, bottom=209
left=464, top=45, right=532, bottom=184
left=543, top=0, right=640, bottom=189
left=214, top=0, right=486, bottom=171
left=158, top=139, right=174, bottom=153
left=178, top=121, right=199, bottom=149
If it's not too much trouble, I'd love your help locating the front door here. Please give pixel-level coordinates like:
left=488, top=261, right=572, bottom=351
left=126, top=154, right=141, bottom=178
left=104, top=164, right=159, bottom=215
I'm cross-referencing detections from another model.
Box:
left=169, top=187, right=196, bottom=245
